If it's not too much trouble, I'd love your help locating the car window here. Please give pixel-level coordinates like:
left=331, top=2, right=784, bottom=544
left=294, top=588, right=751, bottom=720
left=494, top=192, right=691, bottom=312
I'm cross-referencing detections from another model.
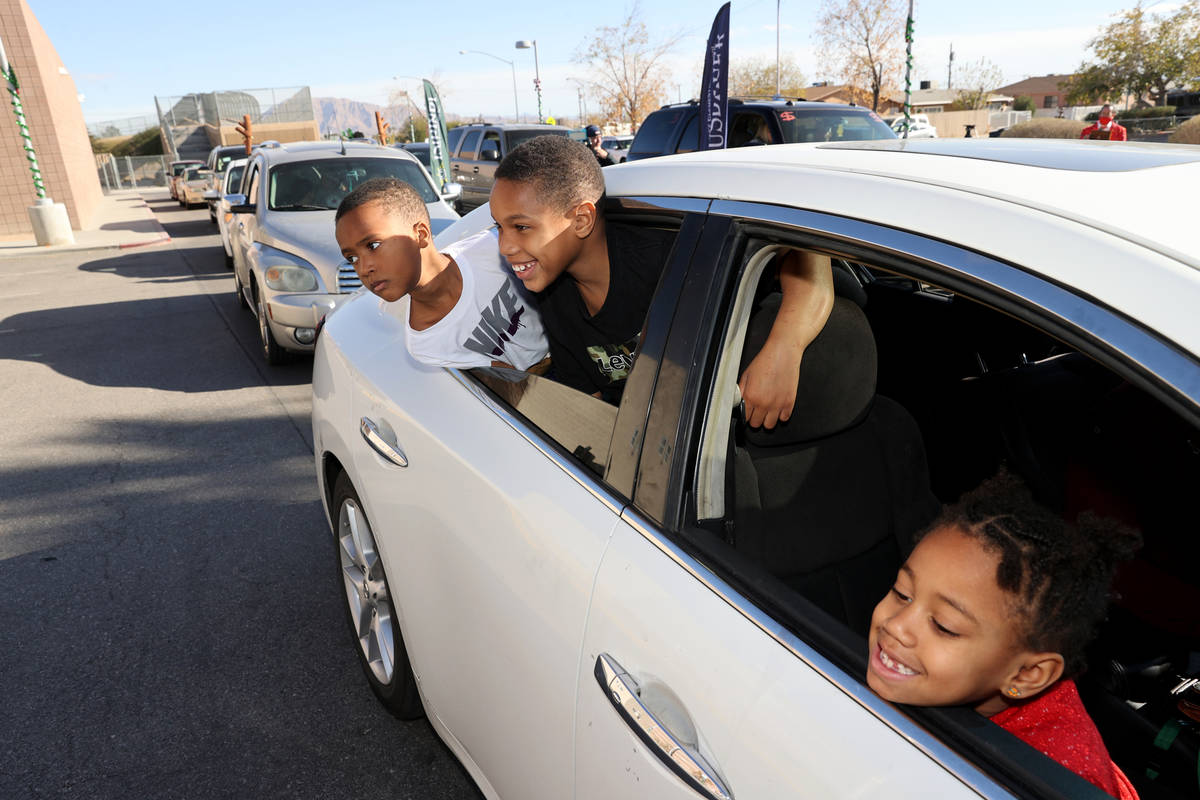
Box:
left=215, top=153, right=241, bottom=173
left=777, top=109, right=895, bottom=142
left=224, top=164, right=245, bottom=192
left=505, top=128, right=571, bottom=150
left=467, top=215, right=682, bottom=483
left=244, top=165, right=259, bottom=204
left=458, top=129, right=482, bottom=158
left=266, top=157, right=437, bottom=211
left=672, top=220, right=1198, bottom=799
left=481, top=131, right=502, bottom=158
left=447, top=126, right=466, bottom=156
left=633, top=109, right=686, bottom=156
left=674, top=114, right=700, bottom=154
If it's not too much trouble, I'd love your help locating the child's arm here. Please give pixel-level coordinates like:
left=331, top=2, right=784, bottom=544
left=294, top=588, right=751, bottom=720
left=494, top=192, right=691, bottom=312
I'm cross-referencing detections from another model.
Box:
left=737, top=250, right=835, bottom=429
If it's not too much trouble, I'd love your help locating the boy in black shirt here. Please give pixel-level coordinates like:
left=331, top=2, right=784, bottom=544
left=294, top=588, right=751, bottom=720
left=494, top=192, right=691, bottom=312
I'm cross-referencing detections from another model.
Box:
left=489, top=135, right=832, bottom=428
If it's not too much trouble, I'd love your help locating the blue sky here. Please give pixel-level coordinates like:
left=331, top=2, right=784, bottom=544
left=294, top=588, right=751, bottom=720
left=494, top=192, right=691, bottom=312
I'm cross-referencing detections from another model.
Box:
left=29, top=0, right=1164, bottom=125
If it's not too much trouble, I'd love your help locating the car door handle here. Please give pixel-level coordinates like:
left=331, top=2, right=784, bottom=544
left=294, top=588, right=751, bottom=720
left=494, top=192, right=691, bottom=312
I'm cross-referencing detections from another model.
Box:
left=472, top=166, right=479, bottom=173
left=594, top=653, right=732, bottom=800
left=360, top=416, right=408, bottom=467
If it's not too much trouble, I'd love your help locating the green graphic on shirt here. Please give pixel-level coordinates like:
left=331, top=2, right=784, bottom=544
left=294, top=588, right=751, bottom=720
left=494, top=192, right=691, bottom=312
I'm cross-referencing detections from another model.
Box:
left=588, top=340, right=637, bottom=383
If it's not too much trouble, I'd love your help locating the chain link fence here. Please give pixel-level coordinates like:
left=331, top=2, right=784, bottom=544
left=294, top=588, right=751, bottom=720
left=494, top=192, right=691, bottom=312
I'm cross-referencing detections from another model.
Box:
left=155, top=87, right=315, bottom=160
left=95, top=154, right=170, bottom=193
left=87, top=115, right=158, bottom=138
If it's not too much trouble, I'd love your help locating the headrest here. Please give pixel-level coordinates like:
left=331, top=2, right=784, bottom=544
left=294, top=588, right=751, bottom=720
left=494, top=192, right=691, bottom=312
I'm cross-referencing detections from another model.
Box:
left=739, top=294, right=877, bottom=446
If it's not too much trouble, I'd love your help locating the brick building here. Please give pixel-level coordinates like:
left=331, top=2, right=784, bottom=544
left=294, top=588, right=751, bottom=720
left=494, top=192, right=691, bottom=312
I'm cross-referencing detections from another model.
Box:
left=0, top=0, right=102, bottom=238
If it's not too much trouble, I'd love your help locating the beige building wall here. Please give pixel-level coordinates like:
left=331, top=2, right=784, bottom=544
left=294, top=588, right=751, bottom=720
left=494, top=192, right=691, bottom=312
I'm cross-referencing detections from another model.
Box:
left=0, top=0, right=103, bottom=237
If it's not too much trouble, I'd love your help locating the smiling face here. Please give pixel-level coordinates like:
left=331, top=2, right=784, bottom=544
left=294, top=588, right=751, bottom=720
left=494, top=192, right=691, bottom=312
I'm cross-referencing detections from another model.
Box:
left=335, top=200, right=425, bottom=303
left=489, top=178, right=591, bottom=293
left=867, top=525, right=1036, bottom=716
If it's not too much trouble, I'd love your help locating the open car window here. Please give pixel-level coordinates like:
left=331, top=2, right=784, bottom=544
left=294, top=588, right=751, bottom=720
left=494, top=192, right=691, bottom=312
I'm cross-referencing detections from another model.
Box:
left=671, top=221, right=1200, bottom=799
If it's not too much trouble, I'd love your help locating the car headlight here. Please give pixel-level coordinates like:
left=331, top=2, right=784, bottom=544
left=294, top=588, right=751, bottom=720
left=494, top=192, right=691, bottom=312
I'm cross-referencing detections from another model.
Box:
left=264, top=265, right=319, bottom=292
left=258, top=245, right=322, bottom=292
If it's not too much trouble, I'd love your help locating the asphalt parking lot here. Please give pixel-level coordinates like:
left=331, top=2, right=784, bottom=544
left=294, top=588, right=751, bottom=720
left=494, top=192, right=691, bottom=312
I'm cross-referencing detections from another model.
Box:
left=0, top=192, right=480, bottom=799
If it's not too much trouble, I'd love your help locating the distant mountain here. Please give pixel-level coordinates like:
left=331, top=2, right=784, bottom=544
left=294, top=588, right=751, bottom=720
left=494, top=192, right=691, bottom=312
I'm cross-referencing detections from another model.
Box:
left=314, top=96, right=414, bottom=137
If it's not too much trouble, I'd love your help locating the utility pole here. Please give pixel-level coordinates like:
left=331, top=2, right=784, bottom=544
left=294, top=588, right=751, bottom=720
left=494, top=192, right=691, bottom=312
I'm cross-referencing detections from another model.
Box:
left=947, top=43, right=955, bottom=89
left=775, top=0, right=782, bottom=98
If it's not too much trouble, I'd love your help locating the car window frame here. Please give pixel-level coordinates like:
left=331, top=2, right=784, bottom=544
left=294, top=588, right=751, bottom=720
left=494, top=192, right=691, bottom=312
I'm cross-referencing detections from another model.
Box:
left=453, top=196, right=708, bottom=504
left=630, top=198, right=1200, bottom=799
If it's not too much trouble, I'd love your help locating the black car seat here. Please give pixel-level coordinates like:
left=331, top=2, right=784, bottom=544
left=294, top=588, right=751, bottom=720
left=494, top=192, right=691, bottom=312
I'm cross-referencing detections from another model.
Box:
left=729, top=294, right=940, bottom=632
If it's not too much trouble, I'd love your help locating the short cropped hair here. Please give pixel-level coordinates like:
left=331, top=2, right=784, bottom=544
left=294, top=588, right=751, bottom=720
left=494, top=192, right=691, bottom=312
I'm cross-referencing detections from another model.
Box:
left=495, top=135, right=605, bottom=212
left=336, top=177, right=429, bottom=225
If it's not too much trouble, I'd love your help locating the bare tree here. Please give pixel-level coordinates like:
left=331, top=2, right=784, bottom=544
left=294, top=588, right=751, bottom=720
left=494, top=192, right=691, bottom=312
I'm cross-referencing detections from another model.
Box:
left=953, top=57, right=1005, bottom=110
left=730, top=54, right=807, bottom=98
left=814, top=0, right=907, bottom=112
left=574, top=2, right=682, bottom=131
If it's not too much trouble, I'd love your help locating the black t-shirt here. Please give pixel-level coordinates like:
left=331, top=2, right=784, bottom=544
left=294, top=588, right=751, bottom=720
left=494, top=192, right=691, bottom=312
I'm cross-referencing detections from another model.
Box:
left=594, top=150, right=615, bottom=167
left=538, top=221, right=674, bottom=400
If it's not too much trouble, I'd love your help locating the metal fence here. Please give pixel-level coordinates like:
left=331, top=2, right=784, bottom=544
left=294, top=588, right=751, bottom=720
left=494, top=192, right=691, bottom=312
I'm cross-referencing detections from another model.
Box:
left=87, top=115, right=158, bottom=138
left=155, top=86, right=314, bottom=160
left=95, top=154, right=171, bottom=193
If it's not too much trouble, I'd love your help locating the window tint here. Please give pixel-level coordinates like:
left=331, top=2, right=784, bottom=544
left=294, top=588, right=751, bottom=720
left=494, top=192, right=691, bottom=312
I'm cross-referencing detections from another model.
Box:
left=267, top=157, right=437, bottom=210
left=776, top=110, right=895, bottom=143
left=505, top=128, right=571, bottom=150
left=459, top=129, right=482, bottom=158
left=631, top=109, right=686, bottom=155
left=674, top=114, right=700, bottom=154
left=447, top=126, right=466, bottom=155
left=481, top=131, right=502, bottom=159
left=224, top=164, right=245, bottom=191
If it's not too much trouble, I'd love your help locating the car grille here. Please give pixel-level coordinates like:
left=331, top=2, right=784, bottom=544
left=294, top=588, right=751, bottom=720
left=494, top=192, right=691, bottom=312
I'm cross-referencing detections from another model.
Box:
left=337, top=262, right=361, bottom=292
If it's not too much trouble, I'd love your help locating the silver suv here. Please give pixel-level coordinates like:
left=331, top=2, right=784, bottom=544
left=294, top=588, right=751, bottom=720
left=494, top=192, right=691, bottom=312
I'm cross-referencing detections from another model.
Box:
left=227, top=139, right=461, bottom=364
left=449, top=123, right=572, bottom=210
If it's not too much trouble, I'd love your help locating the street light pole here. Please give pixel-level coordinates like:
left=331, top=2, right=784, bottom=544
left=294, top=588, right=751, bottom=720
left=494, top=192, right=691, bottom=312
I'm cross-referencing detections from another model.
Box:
left=515, top=40, right=543, bottom=123
left=393, top=75, right=424, bottom=141
left=458, top=50, right=520, bottom=123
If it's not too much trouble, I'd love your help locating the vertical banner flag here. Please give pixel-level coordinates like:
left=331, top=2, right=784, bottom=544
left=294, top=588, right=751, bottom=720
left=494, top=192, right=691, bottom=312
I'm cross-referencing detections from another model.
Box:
left=699, top=2, right=731, bottom=151
left=423, top=79, right=452, bottom=192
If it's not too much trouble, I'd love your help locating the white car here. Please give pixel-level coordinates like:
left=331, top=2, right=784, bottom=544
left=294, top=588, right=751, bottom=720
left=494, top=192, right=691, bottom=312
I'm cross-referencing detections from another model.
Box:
left=212, top=157, right=247, bottom=269
left=312, top=139, right=1200, bottom=800
left=892, top=114, right=938, bottom=138
left=227, top=140, right=461, bottom=365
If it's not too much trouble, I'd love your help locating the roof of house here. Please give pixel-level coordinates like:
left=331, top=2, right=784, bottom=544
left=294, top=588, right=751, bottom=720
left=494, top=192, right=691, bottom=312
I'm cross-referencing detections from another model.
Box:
left=994, top=74, right=1074, bottom=96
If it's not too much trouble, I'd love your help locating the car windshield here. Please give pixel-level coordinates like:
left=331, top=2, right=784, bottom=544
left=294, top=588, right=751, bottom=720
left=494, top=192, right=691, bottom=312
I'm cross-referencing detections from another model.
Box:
left=776, top=110, right=896, bottom=143
left=267, top=157, right=438, bottom=211
left=216, top=153, right=242, bottom=172
left=405, top=146, right=431, bottom=168
left=505, top=129, right=572, bottom=149
left=172, top=163, right=199, bottom=176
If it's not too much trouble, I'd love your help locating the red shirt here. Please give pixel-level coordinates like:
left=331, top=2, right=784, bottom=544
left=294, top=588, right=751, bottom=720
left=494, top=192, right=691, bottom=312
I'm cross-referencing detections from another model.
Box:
left=1080, top=121, right=1128, bottom=141
left=991, top=680, right=1138, bottom=799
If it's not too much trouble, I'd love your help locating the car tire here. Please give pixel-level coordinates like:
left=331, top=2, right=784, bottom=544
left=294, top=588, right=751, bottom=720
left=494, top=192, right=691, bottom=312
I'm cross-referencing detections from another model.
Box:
left=331, top=472, right=424, bottom=720
left=234, top=270, right=248, bottom=309
left=255, top=289, right=288, bottom=366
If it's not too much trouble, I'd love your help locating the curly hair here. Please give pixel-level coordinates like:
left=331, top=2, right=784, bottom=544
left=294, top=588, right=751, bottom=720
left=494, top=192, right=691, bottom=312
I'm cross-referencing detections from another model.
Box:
left=919, top=470, right=1141, bottom=677
left=494, top=135, right=605, bottom=212
left=335, top=177, right=429, bottom=226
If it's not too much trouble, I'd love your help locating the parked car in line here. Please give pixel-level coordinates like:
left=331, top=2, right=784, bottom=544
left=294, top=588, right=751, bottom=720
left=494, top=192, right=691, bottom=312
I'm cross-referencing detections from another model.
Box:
left=601, top=134, right=634, bottom=163
left=227, top=139, right=460, bottom=365
left=448, top=122, right=572, bottom=210
left=210, top=157, right=247, bottom=269
left=627, top=99, right=896, bottom=161
left=892, top=113, right=939, bottom=139
left=204, top=144, right=250, bottom=222
left=312, top=138, right=1200, bottom=800
left=167, top=159, right=203, bottom=200
left=177, top=166, right=213, bottom=208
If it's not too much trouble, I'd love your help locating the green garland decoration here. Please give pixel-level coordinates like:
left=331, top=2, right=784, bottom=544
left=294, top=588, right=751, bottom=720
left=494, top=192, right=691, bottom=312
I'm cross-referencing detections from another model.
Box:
left=3, top=61, right=46, bottom=198
left=902, top=3, right=914, bottom=139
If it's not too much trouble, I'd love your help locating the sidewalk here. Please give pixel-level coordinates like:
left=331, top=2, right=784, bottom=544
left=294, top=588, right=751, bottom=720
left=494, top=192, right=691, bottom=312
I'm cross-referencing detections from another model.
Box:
left=0, top=188, right=171, bottom=259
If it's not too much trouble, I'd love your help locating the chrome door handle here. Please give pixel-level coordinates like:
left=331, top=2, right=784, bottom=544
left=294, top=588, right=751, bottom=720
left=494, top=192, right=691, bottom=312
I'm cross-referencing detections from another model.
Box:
left=595, top=653, right=732, bottom=800
left=360, top=417, right=408, bottom=467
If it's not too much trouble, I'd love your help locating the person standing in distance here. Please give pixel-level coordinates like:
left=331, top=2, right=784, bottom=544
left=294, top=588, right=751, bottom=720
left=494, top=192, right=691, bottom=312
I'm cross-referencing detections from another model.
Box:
left=1080, top=104, right=1127, bottom=141
left=585, top=125, right=614, bottom=167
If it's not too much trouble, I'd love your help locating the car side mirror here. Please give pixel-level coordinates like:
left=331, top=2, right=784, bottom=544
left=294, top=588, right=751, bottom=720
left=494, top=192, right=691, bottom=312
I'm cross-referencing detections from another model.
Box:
left=441, top=182, right=463, bottom=202
left=480, top=147, right=500, bottom=162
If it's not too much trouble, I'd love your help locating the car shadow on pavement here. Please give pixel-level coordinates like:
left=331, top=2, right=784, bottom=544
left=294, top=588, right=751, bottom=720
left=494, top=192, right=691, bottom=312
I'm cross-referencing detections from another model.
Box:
left=80, top=248, right=228, bottom=282
left=0, top=296, right=313, bottom=391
